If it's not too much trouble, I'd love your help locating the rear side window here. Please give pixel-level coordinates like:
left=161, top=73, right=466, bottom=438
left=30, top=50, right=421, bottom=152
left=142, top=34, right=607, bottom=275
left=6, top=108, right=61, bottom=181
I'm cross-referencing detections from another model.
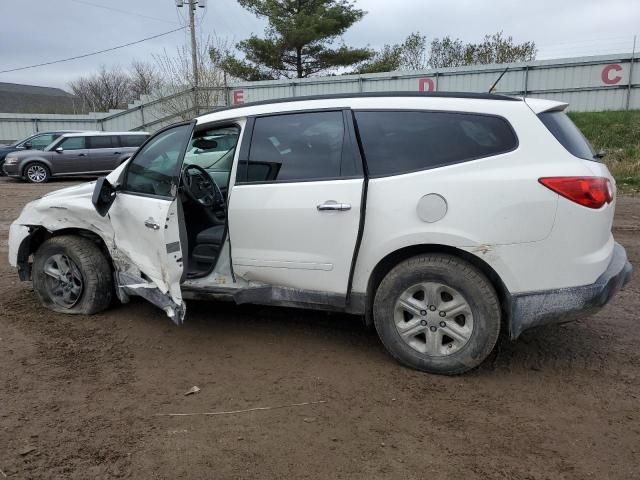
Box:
left=121, top=135, right=148, bottom=148
left=354, top=111, right=518, bottom=177
left=88, top=136, right=116, bottom=149
left=538, top=111, right=596, bottom=161
left=240, top=111, right=358, bottom=183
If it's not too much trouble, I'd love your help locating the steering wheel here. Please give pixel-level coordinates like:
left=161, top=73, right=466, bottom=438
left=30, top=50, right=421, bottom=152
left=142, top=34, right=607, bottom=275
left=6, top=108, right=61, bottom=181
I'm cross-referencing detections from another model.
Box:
left=182, top=164, right=225, bottom=211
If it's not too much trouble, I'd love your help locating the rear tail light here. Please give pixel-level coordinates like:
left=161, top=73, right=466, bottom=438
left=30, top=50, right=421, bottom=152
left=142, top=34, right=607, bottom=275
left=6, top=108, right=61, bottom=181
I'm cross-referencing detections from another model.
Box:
left=538, top=176, right=613, bottom=209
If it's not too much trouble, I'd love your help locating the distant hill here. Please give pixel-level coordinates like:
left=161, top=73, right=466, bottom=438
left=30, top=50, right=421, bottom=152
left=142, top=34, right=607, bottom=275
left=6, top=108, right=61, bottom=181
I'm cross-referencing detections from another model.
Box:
left=0, top=82, right=88, bottom=114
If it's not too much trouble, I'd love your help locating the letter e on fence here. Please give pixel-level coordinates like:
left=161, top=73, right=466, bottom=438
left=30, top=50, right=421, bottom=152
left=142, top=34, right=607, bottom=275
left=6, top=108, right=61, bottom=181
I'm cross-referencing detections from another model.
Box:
left=418, top=78, right=435, bottom=92
left=233, top=90, right=245, bottom=104
left=601, top=64, right=623, bottom=85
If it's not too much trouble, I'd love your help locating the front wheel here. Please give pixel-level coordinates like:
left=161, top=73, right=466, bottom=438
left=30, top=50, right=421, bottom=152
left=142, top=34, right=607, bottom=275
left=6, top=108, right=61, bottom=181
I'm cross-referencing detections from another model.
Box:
left=24, top=162, right=50, bottom=183
left=32, top=236, right=114, bottom=315
left=373, top=254, right=501, bottom=375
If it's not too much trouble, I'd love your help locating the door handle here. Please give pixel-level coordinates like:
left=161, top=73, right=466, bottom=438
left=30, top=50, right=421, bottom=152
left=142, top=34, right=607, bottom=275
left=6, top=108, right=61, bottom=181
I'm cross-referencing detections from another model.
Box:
left=317, top=200, right=351, bottom=211
left=78, top=153, right=86, bottom=157
left=144, top=218, right=160, bottom=230
left=113, top=152, right=121, bottom=155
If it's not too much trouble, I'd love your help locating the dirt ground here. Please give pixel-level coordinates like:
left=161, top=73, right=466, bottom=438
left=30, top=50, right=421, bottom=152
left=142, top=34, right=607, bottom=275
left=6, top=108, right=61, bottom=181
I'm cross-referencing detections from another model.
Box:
left=0, top=177, right=638, bottom=480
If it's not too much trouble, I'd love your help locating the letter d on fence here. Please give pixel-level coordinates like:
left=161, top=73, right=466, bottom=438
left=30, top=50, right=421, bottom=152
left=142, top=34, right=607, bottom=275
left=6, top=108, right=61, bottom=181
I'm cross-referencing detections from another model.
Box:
left=418, top=78, right=435, bottom=92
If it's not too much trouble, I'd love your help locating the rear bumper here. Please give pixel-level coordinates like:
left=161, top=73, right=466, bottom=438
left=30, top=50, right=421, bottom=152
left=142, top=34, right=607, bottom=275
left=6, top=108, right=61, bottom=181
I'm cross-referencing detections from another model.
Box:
left=510, top=242, right=632, bottom=338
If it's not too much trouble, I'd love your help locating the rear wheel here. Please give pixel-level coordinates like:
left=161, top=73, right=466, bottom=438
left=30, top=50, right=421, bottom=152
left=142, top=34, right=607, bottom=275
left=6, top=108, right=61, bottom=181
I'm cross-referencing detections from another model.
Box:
left=373, top=254, right=501, bottom=375
left=33, top=236, right=113, bottom=315
left=24, top=162, right=50, bottom=183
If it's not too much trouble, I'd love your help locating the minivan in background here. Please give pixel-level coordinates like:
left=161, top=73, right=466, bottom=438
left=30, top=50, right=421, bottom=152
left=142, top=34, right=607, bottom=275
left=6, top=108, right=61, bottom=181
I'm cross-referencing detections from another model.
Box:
left=2, top=131, right=150, bottom=183
left=0, top=130, right=81, bottom=175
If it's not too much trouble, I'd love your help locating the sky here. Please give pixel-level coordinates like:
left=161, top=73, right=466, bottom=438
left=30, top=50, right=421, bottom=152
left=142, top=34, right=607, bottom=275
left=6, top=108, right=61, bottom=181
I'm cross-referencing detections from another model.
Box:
left=0, top=0, right=638, bottom=91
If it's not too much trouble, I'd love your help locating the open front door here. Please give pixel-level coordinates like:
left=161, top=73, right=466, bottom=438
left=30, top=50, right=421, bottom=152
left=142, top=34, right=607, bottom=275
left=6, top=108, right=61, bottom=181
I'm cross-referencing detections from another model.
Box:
left=103, top=122, right=194, bottom=323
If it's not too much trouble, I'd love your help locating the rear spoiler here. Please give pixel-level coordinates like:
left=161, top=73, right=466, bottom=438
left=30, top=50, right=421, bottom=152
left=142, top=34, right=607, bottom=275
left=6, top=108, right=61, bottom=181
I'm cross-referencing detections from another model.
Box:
left=524, top=98, right=569, bottom=114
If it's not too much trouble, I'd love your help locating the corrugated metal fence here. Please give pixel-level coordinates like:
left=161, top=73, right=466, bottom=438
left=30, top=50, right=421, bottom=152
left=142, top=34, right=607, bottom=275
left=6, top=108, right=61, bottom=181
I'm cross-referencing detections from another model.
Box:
left=1, top=52, right=638, bottom=142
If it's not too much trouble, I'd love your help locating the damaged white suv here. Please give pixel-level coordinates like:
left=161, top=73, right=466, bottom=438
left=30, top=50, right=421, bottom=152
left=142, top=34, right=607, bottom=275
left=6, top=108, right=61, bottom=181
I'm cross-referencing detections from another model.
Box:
left=8, top=92, right=632, bottom=374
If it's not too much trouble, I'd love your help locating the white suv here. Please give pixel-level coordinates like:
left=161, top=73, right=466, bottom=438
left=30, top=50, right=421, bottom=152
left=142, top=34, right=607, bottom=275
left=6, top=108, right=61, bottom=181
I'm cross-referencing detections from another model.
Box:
left=8, top=92, right=632, bottom=374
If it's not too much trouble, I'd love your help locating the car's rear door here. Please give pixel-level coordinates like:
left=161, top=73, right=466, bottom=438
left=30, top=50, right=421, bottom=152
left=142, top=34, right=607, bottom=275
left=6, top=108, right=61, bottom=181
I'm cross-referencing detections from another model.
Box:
left=119, top=134, right=149, bottom=164
left=227, top=109, right=364, bottom=300
left=87, top=135, right=121, bottom=173
left=107, top=122, right=194, bottom=322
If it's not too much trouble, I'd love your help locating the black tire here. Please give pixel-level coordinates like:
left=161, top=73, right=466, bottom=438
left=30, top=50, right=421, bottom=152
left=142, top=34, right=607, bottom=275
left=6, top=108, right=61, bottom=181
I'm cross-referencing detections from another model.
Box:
left=373, top=254, right=501, bottom=375
left=23, top=162, right=50, bottom=183
left=33, top=235, right=113, bottom=315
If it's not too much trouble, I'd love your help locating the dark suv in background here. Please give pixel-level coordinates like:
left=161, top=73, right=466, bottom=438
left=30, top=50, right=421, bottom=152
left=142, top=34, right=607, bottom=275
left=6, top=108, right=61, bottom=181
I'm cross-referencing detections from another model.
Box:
left=0, top=130, right=81, bottom=175
left=2, top=131, right=149, bottom=183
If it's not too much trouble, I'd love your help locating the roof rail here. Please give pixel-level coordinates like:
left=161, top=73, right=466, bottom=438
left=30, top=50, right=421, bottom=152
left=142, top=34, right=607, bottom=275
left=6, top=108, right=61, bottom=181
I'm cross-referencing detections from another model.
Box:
left=203, top=91, right=520, bottom=115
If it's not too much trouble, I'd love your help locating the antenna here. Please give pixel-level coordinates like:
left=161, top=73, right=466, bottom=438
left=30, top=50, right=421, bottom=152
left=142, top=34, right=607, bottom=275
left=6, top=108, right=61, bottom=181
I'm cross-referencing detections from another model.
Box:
left=488, top=67, right=509, bottom=93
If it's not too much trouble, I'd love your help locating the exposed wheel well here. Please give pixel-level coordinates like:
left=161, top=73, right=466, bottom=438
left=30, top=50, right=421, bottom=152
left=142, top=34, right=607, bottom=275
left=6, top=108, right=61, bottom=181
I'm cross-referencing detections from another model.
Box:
left=17, top=227, right=113, bottom=280
left=364, top=244, right=512, bottom=334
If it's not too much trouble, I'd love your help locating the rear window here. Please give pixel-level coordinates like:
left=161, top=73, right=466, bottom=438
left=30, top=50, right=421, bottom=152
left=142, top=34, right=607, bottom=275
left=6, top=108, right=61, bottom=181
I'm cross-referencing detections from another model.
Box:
left=121, top=135, right=148, bottom=148
left=538, top=111, right=596, bottom=161
left=354, top=111, right=518, bottom=177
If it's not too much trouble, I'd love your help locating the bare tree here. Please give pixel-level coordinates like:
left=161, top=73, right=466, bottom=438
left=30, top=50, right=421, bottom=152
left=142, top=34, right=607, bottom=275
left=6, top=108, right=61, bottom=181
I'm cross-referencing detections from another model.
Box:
left=154, top=35, right=230, bottom=120
left=68, top=65, right=131, bottom=112
left=429, top=32, right=536, bottom=68
left=467, top=32, right=536, bottom=65
left=428, top=37, right=467, bottom=68
left=129, top=61, right=162, bottom=100
left=355, top=32, right=428, bottom=74
left=401, top=32, right=428, bottom=71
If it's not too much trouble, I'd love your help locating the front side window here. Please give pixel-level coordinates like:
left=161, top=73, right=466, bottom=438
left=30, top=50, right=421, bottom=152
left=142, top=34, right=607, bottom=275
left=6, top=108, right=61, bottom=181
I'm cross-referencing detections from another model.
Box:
left=28, top=134, right=56, bottom=150
left=123, top=124, right=192, bottom=197
left=240, top=111, right=356, bottom=183
left=355, top=111, right=518, bottom=177
left=59, top=136, right=86, bottom=150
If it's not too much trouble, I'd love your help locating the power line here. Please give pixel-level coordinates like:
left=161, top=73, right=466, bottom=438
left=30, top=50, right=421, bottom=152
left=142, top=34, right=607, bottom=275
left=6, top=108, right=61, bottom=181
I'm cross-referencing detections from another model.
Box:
left=69, top=0, right=179, bottom=25
left=0, top=26, right=187, bottom=75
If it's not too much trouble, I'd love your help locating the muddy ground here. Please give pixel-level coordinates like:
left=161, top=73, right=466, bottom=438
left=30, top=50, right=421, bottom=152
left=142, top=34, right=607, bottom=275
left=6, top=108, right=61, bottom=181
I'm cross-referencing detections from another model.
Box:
left=0, top=177, right=638, bottom=480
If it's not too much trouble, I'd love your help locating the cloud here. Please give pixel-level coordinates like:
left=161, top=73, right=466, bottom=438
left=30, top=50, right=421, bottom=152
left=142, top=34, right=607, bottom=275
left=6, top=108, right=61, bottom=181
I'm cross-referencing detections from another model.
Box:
left=1, top=0, right=638, bottom=89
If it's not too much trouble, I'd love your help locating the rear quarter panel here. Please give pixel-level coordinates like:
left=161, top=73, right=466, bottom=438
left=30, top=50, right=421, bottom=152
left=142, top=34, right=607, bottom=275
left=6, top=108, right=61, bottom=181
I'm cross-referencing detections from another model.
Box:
left=351, top=99, right=603, bottom=295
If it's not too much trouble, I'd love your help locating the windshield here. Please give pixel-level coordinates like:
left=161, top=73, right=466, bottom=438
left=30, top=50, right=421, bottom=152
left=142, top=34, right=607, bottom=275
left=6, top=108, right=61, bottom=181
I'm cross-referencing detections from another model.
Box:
left=183, top=126, right=240, bottom=185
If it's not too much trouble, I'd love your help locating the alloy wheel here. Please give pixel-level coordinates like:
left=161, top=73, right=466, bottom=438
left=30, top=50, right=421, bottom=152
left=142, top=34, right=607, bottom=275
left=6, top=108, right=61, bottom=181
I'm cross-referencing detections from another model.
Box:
left=42, top=254, right=84, bottom=308
left=26, top=165, right=47, bottom=183
left=393, top=282, right=474, bottom=356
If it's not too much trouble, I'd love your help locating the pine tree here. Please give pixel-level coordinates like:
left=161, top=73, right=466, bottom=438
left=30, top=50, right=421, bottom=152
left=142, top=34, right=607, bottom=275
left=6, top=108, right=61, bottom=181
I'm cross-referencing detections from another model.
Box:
left=219, top=0, right=372, bottom=80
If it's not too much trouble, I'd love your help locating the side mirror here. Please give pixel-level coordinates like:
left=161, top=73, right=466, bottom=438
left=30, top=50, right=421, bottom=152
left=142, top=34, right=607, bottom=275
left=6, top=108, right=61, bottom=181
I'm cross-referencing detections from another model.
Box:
left=92, top=177, right=117, bottom=217
left=23, top=142, right=32, bottom=150
left=55, top=147, right=64, bottom=153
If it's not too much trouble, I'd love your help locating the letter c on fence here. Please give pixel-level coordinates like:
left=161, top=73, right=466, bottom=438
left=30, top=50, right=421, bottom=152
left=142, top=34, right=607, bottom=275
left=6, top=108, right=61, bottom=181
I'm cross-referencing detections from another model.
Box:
left=418, top=78, right=435, bottom=92
left=601, top=64, right=623, bottom=85
left=233, top=90, right=245, bottom=104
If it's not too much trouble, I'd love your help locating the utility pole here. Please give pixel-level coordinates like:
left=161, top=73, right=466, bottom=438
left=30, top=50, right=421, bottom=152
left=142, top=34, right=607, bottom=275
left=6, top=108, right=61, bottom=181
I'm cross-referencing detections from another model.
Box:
left=176, top=0, right=206, bottom=115
left=627, top=35, right=636, bottom=111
